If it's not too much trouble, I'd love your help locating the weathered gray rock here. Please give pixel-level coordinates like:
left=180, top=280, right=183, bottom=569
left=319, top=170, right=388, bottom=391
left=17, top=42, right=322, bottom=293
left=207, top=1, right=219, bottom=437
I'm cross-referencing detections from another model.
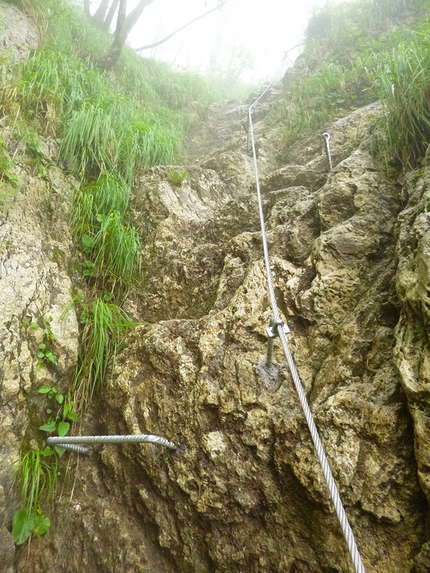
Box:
left=26, top=98, right=426, bottom=573
left=2, top=3, right=429, bottom=572
left=393, top=169, right=430, bottom=502
left=0, top=131, right=79, bottom=557
left=0, top=1, right=38, bottom=63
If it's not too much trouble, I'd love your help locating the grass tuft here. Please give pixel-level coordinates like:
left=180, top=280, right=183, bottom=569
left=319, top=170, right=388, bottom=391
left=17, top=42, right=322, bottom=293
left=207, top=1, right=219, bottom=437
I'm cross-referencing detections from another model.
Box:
left=375, top=37, right=430, bottom=170
left=74, top=298, right=136, bottom=404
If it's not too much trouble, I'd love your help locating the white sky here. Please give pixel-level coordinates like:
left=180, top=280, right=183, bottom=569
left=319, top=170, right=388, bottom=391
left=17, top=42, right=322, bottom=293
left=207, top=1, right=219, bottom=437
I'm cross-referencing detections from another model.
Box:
left=99, top=0, right=330, bottom=82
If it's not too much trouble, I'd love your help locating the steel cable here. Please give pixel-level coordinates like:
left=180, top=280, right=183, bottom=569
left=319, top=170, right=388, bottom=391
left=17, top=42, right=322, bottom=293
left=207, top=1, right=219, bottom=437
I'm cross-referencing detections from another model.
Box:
left=248, top=79, right=366, bottom=573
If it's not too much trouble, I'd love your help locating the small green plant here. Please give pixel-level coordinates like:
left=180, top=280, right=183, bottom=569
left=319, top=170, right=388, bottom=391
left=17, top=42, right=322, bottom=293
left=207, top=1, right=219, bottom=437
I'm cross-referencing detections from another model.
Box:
left=168, top=169, right=188, bottom=187
left=38, top=385, right=78, bottom=440
left=36, top=343, right=57, bottom=368
left=12, top=447, right=58, bottom=545
left=30, top=317, right=58, bottom=369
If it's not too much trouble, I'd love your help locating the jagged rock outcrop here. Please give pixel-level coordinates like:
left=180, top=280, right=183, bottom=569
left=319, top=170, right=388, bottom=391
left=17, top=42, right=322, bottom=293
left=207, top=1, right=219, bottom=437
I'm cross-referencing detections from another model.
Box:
left=2, top=3, right=430, bottom=573
left=0, top=4, right=79, bottom=572
left=0, top=0, right=38, bottom=63
left=0, top=136, right=80, bottom=572
left=20, top=97, right=429, bottom=573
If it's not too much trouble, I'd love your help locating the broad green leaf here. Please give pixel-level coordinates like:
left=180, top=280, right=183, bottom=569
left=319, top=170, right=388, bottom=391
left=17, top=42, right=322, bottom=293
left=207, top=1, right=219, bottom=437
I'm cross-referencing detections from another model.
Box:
left=54, top=446, right=66, bottom=457
left=81, top=234, right=94, bottom=249
left=57, top=421, right=70, bottom=437
left=42, top=446, right=54, bottom=457
left=39, top=420, right=56, bottom=432
left=46, top=352, right=57, bottom=363
left=38, top=385, right=52, bottom=394
left=12, top=509, right=36, bottom=545
left=34, top=514, right=50, bottom=537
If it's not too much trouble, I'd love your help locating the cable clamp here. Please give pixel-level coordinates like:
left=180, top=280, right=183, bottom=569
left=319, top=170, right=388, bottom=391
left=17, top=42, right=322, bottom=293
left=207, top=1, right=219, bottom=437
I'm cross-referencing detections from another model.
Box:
left=266, top=320, right=290, bottom=339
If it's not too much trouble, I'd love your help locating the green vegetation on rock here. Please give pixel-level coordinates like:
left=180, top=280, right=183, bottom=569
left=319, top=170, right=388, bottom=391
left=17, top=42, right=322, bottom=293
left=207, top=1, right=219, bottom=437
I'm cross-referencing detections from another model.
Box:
left=271, top=0, right=430, bottom=173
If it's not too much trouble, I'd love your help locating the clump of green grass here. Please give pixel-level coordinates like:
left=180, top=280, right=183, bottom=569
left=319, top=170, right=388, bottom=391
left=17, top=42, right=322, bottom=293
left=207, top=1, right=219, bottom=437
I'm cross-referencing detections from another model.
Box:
left=59, top=94, right=181, bottom=182
left=90, top=211, right=141, bottom=288
left=270, top=53, right=379, bottom=143
left=19, top=48, right=183, bottom=181
left=20, top=48, right=109, bottom=135
left=306, top=0, right=428, bottom=57
left=15, top=0, right=111, bottom=59
left=71, top=172, right=140, bottom=291
left=71, top=171, right=130, bottom=236
left=74, top=298, right=136, bottom=404
left=272, top=0, right=430, bottom=151
left=12, top=447, right=57, bottom=545
left=375, top=37, right=430, bottom=171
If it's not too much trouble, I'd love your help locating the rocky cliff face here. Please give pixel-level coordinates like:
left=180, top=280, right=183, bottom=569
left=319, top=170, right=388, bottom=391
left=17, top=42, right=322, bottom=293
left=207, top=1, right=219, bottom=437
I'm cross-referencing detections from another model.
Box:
left=1, top=3, right=430, bottom=573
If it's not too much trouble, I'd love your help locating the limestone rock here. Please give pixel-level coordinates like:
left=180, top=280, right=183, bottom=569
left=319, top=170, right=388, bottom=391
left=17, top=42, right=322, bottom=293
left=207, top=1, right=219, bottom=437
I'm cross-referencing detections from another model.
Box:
left=0, top=1, right=39, bottom=64
left=2, top=4, right=430, bottom=571
left=0, top=130, right=79, bottom=541
left=26, top=97, right=424, bottom=573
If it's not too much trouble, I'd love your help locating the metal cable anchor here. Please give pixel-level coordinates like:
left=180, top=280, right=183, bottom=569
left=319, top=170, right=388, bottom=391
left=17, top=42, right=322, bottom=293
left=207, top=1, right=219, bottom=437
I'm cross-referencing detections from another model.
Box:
left=266, top=319, right=290, bottom=367
left=255, top=319, right=290, bottom=392
left=322, top=132, right=333, bottom=170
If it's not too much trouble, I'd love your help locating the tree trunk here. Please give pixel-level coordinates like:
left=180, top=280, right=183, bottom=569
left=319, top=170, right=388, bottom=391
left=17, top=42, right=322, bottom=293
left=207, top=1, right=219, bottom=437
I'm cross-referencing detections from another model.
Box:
left=97, top=0, right=128, bottom=70
left=83, top=0, right=90, bottom=16
left=124, top=0, right=155, bottom=36
left=92, top=0, right=111, bottom=28
left=103, top=0, right=120, bottom=31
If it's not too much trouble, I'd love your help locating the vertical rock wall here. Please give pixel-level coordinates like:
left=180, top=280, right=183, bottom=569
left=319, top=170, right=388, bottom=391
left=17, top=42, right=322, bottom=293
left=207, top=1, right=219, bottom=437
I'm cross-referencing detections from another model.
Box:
left=1, top=3, right=429, bottom=572
left=27, top=99, right=428, bottom=573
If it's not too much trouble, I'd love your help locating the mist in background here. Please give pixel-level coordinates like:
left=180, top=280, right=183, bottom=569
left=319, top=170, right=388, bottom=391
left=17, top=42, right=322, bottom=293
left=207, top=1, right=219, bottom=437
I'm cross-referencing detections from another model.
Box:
left=122, top=0, right=329, bottom=83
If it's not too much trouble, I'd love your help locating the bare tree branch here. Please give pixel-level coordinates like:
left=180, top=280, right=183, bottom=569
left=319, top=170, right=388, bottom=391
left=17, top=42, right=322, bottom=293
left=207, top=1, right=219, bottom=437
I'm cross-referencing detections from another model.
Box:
left=135, top=0, right=229, bottom=52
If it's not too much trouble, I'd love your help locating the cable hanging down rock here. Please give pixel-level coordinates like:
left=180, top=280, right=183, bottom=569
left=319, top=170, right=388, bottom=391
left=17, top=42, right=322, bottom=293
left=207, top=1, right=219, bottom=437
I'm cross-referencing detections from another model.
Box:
left=248, top=77, right=366, bottom=573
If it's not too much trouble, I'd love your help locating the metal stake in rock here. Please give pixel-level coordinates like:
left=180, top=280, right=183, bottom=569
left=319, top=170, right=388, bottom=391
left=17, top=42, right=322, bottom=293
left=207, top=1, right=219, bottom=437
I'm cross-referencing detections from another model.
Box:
left=322, top=132, right=333, bottom=170
left=255, top=319, right=290, bottom=392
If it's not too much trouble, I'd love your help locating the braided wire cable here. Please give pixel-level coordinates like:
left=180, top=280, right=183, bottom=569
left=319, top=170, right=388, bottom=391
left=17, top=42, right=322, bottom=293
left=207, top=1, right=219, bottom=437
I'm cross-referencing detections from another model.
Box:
left=279, top=329, right=365, bottom=573
left=47, top=434, right=177, bottom=451
left=248, top=106, right=281, bottom=325
left=249, top=81, right=366, bottom=573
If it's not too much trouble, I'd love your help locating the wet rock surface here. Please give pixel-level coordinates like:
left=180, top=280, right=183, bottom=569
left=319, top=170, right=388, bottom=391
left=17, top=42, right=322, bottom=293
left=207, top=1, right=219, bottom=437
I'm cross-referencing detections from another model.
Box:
left=1, top=4, right=429, bottom=572
left=0, top=1, right=38, bottom=63
left=25, top=98, right=428, bottom=572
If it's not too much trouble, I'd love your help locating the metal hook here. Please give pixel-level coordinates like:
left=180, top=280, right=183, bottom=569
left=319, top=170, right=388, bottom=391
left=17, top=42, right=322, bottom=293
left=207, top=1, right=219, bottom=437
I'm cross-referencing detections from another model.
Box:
left=322, top=132, right=333, bottom=170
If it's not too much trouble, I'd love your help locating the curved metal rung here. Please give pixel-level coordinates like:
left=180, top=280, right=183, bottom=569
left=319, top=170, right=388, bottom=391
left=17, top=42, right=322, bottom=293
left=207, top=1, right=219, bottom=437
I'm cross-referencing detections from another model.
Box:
left=47, top=434, right=177, bottom=451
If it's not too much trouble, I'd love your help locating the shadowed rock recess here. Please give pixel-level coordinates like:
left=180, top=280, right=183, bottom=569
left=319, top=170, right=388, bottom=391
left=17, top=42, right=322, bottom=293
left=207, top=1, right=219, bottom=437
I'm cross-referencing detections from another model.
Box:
left=1, top=5, right=430, bottom=573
